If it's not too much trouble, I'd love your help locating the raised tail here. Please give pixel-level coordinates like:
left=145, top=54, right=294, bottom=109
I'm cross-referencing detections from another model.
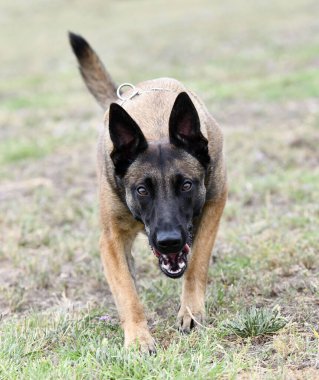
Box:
left=68, top=32, right=117, bottom=109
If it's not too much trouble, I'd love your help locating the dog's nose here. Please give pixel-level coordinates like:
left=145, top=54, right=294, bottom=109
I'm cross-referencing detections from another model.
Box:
left=156, top=230, right=183, bottom=253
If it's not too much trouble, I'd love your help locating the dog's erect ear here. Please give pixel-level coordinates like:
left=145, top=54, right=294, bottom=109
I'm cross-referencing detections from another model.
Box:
left=169, top=92, right=210, bottom=168
left=109, top=103, right=148, bottom=176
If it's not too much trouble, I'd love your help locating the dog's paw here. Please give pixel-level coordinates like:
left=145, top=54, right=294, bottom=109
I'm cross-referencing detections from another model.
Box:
left=177, top=304, right=205, bottom=334
left=124, top=324, right=156, bottom=354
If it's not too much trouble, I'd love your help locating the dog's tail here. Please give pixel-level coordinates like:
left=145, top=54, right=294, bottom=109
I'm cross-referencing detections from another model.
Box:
left=68, top=32, right=117, bottom=109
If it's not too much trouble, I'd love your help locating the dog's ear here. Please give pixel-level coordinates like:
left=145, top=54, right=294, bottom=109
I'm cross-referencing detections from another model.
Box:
left=169, top=92, right=210, bottom=168
left=109, top=103, right=148, bottom=176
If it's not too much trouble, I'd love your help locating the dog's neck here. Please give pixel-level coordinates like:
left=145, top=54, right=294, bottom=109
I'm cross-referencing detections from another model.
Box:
left=116, top=82, right=176, bottom=106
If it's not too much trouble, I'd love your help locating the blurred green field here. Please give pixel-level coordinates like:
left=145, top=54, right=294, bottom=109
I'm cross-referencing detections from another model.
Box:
left=0, top=0, right=319, bottom=379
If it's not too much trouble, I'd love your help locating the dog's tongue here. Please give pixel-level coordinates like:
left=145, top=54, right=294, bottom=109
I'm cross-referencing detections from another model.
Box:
left=153, top=244, right=190, bottom=278
left=153, top=244, right=189, bottom=262
left=166, top=252, right=179, bottom=266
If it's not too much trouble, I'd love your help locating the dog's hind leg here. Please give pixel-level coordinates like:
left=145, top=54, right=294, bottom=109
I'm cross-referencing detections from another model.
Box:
left=100, top=228, right=155, bottom=352
left=177, top=189, right=227, bottom=332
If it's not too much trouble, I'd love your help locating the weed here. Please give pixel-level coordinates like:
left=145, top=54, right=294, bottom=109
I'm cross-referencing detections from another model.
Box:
left=222, top=307, right=288, bottom=338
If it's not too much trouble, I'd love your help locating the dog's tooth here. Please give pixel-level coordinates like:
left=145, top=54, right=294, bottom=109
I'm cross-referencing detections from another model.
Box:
left=169, top=268, right=181, bottom=274
left=161, top=263, right=170, bottom=270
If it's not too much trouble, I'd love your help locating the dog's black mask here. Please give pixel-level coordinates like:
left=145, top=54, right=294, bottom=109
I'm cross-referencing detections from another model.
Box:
left=109, top=93, right=209, bottom=278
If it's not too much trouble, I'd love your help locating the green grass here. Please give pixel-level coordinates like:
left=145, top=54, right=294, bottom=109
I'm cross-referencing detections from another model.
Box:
left=1, top=93, right=66, bottom=111
left=0, top=0, right=319, bottom=378
left=201, top=68, right=319, bottom=101
left=0, top=128, right=93, bottom=165
left=222, top=307, right=287, bottom=338
left=0, top=138, right=62, bottom=163
left=0, top=310, right=295, bottom=379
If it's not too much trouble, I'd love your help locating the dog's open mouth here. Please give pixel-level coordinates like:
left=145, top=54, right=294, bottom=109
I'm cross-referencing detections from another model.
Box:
left=153, top=244, right=190, bottom=278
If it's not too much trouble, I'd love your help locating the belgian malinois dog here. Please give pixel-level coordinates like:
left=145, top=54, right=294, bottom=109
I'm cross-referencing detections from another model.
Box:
left=69, top=32, right=227, bottom=352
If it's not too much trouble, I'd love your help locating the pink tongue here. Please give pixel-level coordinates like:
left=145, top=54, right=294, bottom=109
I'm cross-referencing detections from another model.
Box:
left=167, top=253, right=178, bottom=264
left=154, top=250, right=161, bottom=258
left=153, top=244, right=190, bottom=258
left=169, top=253, right=178, bottom=260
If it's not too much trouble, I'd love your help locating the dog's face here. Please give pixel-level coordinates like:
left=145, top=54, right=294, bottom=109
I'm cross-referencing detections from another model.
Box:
left=109, top=92, right=210, bottom=278
left=125, top=146, right=206, bottom=278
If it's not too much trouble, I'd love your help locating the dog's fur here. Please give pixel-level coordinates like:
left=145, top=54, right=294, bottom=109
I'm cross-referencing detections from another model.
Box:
left=69, top=32, right=227, bottom=352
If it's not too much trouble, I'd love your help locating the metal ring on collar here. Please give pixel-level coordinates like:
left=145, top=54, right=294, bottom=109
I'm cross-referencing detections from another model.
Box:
left=116, top=83, right=139, bottom=101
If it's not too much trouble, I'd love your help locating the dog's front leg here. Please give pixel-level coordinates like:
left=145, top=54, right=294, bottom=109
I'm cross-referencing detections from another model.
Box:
left=177, top=190, right=227, bottom=332
left=100, top=230, right=155, bottom=352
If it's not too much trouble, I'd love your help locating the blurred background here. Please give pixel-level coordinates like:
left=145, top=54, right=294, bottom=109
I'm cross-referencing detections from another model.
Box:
left=0, top=0, right=318, bottom=342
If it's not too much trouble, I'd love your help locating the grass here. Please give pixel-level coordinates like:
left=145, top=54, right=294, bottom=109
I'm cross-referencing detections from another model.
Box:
left=0, top=137, right=67, bottom=164
left=0, top=312, right=228, bottom=379
left=0, top=0, right=319, bottom=378
left=222, top=307, right=288, bottom=338
left=201, top=68, right=319, bottom=101
left=0, top=128, right=93, bottom=165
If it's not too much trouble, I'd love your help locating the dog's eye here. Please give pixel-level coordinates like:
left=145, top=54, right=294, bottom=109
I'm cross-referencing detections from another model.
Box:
left=181, top=180, right=192, bottom=192
left=136, top=185, right=149, bottom=196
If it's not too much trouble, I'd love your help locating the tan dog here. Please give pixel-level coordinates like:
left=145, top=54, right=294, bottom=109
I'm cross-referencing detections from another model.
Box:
left=69, top=32, right=227, bottom=352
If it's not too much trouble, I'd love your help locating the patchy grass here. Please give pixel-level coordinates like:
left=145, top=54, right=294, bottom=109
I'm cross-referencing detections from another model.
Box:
left=0, top=136, right=67, bottom=164
left=222, top=307, right=288, bottom=338
left=0, top=128, right=93, bottom=165
left=201, top=68, right=319, bottom=101
left=0, top=0, right=319, bottom=378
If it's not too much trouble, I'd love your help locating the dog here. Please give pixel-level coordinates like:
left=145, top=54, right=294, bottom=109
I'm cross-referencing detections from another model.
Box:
left=69, top=32, right=227, bottom=352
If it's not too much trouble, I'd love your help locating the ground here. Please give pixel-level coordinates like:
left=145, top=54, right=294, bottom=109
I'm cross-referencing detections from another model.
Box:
left=0, top=0, right=319, bottom=379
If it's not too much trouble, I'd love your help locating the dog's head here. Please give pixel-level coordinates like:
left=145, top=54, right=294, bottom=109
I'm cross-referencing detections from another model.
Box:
left=109, top=92, right=210, bottom=278
left=68, top=33, right=211, bottom=278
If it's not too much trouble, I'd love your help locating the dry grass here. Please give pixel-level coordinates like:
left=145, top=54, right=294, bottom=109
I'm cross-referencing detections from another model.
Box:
left=0, top=0, right=319, bottom=378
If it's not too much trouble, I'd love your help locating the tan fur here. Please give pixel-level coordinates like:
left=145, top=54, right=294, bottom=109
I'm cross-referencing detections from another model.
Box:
left=99, top=232, right=155, bottom=351
left=177, top=190, right=227, bottom=331
left=70, top=32, right=117, bottom=109
left=95, top=79, right=226, bottom=351
left=100, top=78, right=226, bottom=197
left=69, top=34, right=227, bottom=352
